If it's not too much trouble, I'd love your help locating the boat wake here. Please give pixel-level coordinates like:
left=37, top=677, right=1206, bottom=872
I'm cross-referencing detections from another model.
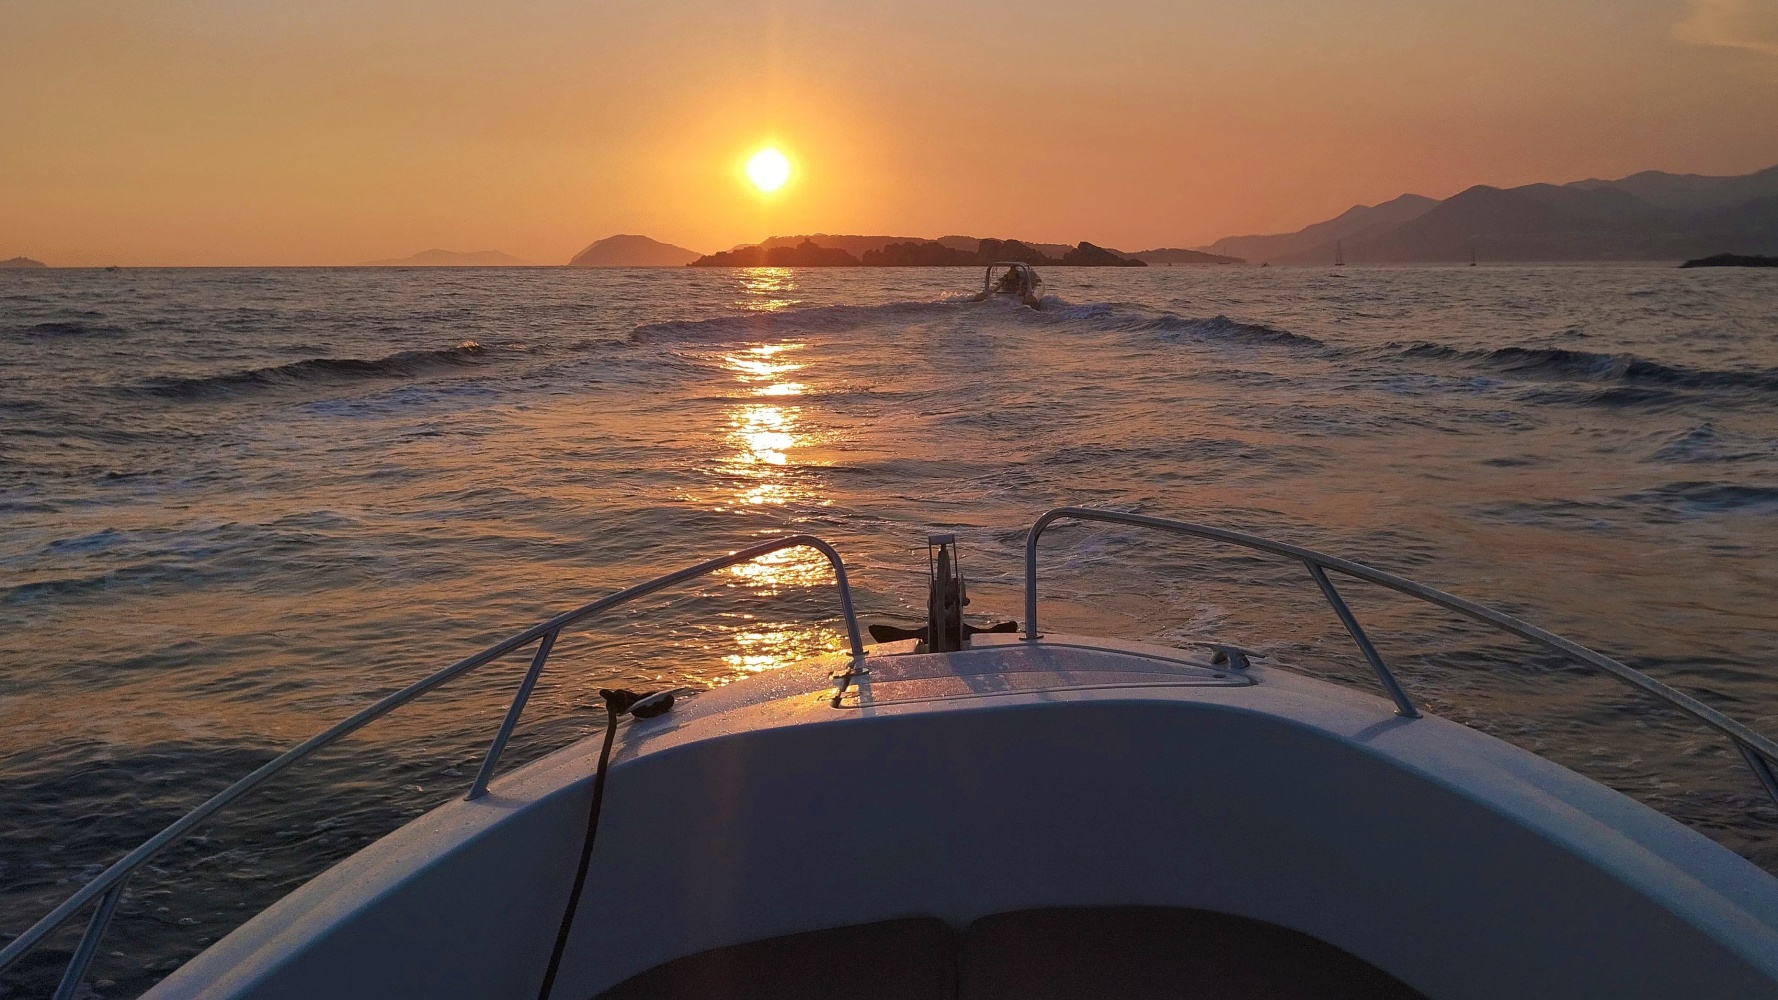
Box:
left=631, top=296, right=1326, bottom=352
left=629, top=300, right=970, bottom=343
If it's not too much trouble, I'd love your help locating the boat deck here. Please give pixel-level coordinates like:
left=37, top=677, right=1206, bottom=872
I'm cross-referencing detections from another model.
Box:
left=597, top=908, right=1424, bottom=1000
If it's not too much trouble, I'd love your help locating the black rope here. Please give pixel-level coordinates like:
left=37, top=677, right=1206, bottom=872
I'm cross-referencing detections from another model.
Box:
left=536, top=688, right=673, bottom=1000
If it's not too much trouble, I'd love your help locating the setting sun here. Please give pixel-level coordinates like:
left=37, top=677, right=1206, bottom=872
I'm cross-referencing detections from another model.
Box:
left=745, top=147, right=792, bottom=193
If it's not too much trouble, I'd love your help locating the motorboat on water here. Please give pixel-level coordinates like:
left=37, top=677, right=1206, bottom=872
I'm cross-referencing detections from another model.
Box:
left=7, top=507, right=1778, bottom=999
left=972, top=262, right=1044, bottom=308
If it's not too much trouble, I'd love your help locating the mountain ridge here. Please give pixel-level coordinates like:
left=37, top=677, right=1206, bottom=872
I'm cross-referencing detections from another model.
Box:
left=1202, top=194, right=1438, bottom=264
left=1207, top=165, right=1778, bottom=264
left=1568, top=165, right=1778, bottom=215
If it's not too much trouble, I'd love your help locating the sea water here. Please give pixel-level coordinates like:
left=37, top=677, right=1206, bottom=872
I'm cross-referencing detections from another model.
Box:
left=3, top=264, right=1776, bottom=994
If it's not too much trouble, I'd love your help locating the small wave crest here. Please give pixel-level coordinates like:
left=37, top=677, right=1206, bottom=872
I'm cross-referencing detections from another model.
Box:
left=1620, top=480, right=1778, bottom=519
left=132, top=341, right=490, bottom=399
left=11, top=319, right=125, bottom=338
left=1646, top=423, right=1778, bottom=464
left=1039, top=301, right=1324, bottom=349
left=1474, top=480, right=1778, bottom=529
left=1149, top=314, right=1325, bottom=349
left=1391, top=342, right=1778, bottom=398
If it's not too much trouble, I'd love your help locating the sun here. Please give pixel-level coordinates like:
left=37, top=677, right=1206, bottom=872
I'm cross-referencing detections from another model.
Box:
left=745, top=147, right=792, bottom=193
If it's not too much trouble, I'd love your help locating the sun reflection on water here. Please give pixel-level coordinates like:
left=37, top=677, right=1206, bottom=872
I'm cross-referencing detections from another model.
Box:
left=735, top=267, right=800, bottom=313
left=731, top=406, right=794, bottom=467
left=719, top=343, right=820, bottom=507
left=702, top=338, right=846, bottom=676
left=720, top=618, right=843, bottom=676
left=726, top=547, right=835, bottom=590
left=755, top=382, right=805, bottom=397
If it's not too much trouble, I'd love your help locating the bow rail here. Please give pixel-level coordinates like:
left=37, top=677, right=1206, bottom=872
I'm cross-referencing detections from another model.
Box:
left=1, top=535, right=864, bottom=999
left=1023, top=506, right=1778, bottom=810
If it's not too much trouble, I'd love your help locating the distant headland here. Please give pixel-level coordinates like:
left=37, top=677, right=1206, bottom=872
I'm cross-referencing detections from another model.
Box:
left=1, top=256, right=48, bottom=269
left=570, top=234, right=700, bottom=267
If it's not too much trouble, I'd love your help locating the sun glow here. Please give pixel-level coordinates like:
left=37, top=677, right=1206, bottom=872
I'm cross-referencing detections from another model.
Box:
left=744, top=147, right=792, bottom=192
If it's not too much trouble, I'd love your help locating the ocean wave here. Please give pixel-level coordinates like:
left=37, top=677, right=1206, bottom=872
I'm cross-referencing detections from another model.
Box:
left=2, top=560, right=223, bottom=605
left=2, top=514, right=372, bottom=606
left=1618, top=480, right=1778, bottom=519
left=1646, top=424, right=1778, bottom=464
left=1516, top=385, right=1688, bottom=409
left=1154, top=314, right=1324, bottom=348
left=131, top=341, right=490, bottom=399
left=1475, top=479, right=1778, bottom=529
left=1042, top=302, right=1324, bottom=348
left=1391, top=342, right=1778, bottom=395
left=10, top=319, right=125, bottom=338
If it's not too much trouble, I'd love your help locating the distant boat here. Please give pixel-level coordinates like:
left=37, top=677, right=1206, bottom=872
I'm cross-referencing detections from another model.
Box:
left=972, top=262, right=1044, bottom=308
left=1469, top=248, right=1477, bottom=267
left=1333, top=240, right=1345, bottom=267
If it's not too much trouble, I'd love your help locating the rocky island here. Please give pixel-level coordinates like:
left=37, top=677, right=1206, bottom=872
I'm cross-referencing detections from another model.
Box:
left=688, top=239, right=863, bottom=267
left=1060, top=242, right=1147, bottom=266
left=1, top=256, right=48, bottom=269
left=689, top=236, right=1153, bottom=267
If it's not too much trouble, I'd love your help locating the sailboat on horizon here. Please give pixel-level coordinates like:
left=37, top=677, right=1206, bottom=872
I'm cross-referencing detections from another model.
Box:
left=1334, top=239, right=1345, bottom=267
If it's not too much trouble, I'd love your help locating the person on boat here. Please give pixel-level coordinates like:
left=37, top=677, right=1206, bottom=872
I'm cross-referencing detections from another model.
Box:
left=997, top=267, right=1023, bottom=294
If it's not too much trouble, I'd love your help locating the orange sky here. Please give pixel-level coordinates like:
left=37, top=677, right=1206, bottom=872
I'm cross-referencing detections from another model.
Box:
left=3, top=1, right=1777, bottom=266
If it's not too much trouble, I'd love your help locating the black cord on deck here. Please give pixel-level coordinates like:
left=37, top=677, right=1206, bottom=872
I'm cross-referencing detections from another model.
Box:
left=537, top=687, right=674, bottom=1000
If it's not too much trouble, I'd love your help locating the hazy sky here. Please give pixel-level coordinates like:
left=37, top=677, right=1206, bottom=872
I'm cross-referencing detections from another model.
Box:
left=3, top=0, right=1777, bottom=266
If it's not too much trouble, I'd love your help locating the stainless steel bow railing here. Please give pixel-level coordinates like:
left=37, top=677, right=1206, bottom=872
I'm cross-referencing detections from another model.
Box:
left=1023, top=506, right=1778, bottom=812
left=0, top=535, right=864, bottom=1000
